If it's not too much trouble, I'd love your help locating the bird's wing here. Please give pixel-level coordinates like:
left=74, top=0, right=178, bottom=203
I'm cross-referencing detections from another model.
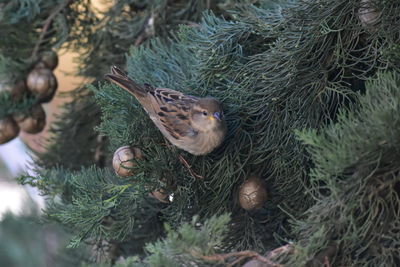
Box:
left=147, top=87, right=199, bottom=140
left=148, top=86, right=197, bottom=105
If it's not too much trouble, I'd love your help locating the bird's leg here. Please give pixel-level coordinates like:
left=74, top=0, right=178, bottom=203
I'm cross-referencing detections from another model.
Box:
left=179, top=154, right=204, bottom=179
left=323, top=257, right=331, bottom=267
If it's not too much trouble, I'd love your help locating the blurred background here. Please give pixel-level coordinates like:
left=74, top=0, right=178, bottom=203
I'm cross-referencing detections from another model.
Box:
left=0, top=1, right=112, bottom=264
left=0, top=49, right=86, bottom=267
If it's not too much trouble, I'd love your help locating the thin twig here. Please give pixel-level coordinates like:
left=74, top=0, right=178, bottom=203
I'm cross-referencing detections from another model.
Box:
left=197, top=250, right=283, bottom=267
left=266, top=243, right=295, bottom=259
left=134, top=13, right=155, bottom=46
left=30, top=0, right=72, bottom=59
left=227, top=255, right=246, bottom=267
left=179, top=154, right=204, bottom=179
left=94, top=135, right=107, bottom=167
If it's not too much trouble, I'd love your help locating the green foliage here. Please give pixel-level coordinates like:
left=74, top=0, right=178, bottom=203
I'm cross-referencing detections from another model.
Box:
left=95, top=6, right=287, bottom=251
left=0, top=90, right=37, bottom=118
left=24, top=165, right=165, bottom=254
left=0, top=54, right=25, bottom=81
left=92, top=82, right=158, bottom=150
left=95, top=0, right=400, bottom=252
left=0, top=0, right=72, bottom=60
left=67, top=0, right=235, bottom=79
left=291, top=71, right=400, bottom=266
left=34, top=0, right=241, bottom=169
left=24, top=1, right=253, bottom=261
left=0, top=0, right=54, bottom=56
left=145, top=214, right=231, bottom=267
left=0, top=0, right=46, bottom=23
left=92, top=56, right=193, bottom=204
left=34, top=89, right=103, bottom=170
left=20, top=166, right=74, bottom=204
left=12, top=0, right=400, bottom=265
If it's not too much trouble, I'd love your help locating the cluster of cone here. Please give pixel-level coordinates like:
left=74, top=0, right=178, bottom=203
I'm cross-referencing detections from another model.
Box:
left=0, top=50, right=58, bottom=144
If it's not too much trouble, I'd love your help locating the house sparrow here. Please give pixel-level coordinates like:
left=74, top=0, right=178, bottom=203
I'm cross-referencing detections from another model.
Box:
left=105, top=66, right=227, bottom=155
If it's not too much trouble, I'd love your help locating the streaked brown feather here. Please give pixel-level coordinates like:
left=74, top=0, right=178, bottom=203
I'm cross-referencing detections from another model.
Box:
left=106, top=66, right=197, bottom=140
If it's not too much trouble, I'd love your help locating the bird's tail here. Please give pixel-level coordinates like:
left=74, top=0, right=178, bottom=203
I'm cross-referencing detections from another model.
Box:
left=105, top=66, right=147, bottom=97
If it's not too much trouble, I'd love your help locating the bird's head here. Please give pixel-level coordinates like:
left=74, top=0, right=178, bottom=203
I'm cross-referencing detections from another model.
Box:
left=190, top=98, right=225, bottom=131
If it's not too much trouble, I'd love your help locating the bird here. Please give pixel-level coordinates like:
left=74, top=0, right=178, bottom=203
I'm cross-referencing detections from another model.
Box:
left=105, top=66, right=227, bottom=155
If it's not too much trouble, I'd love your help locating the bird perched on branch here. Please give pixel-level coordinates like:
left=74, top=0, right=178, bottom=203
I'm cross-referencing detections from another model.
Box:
left=105, top=66, right=227, bottom=155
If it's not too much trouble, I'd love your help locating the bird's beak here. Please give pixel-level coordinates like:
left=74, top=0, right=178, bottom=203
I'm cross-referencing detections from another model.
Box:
left=212, top=112, right=221, bottom=121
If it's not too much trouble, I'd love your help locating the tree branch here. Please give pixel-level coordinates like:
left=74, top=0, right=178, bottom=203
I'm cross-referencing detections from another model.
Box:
left=30, top=0, right=72, bottom=59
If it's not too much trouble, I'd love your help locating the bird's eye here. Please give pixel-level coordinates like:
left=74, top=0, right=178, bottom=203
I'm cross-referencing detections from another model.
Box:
left=202, top=111, right=208, bottom=116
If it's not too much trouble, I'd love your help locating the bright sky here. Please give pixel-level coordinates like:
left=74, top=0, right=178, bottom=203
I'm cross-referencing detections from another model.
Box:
left=0, top=137, right=45, bottom=219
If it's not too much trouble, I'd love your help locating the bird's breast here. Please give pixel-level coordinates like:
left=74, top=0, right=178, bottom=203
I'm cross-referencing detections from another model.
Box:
left=181, top=129, right=225, bottom=155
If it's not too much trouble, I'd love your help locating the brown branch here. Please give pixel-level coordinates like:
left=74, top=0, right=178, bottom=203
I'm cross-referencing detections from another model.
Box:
left=30, top=0, right=72, bottom=59
left=306, top=244, right=338, bottom=267
left=266, top=243, right=295, bottom=259
left=134, top=32, right=148, bottom=47
left=94, top=134, right=107, bottom=167
left=195, top=250, right=283, bottom=267
left=189, top=243, right=295, bottom=267
left=227, top=255, right=247, bottom=267
left=134, top=13, right=156, bottom=46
